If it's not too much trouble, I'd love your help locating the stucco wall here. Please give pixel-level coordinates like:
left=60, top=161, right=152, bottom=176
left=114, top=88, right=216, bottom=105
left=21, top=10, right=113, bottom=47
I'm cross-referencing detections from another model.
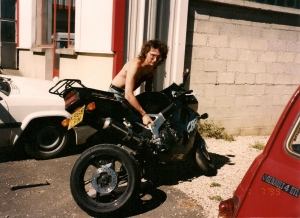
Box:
left=185, top=0, right=300, bottom=135
left=59, top=53, right=114, bottom=90
left=18, top=50, right=49, bottom=80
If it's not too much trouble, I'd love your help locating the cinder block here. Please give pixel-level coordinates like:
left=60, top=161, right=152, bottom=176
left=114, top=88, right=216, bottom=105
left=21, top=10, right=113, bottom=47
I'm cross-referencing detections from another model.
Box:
left=227, top=60, right=247, bottom=73
left=247, top=61, right=266, bottom=73
left=193, top=33, right=208, bottom=46
left=272, top=94, right=292, bottom=106
left=258, top=51, right=277, bottom=62
left=240, top=128, right=262, bottom=136
left=287, top=42, right=300, bottom=52
left=217, top=72, right=236, bottom=84
left=220, top=23, right=242, bottom=36
left=285, top=63, right=300, bottom=74
left=282, top=85, right=300, bottom=94
left=204, top=84, right=228, bottom=96
left=208, top=35, right=228, bottom=47
left=295, top=53, right=300, bottom=63
left=190, top=82, right=205, bottom=96
left=225, top=84, right=237, bottom=95
left=195, top=13, right=210, bottom=21
left=205, top=60, right=227, bottom=72
left=231, top=19, right=252, bottom=26
left=235, top=73, right=255, bottom=84
left=265, top=85, right=287, bottom=95
left=241, top=25, right=261, bottom=38
left=259, top=127, right=276, bottom=136
left=217, top=48, right=238, bottom=60
left=196, top=47, right=216, bottom=59
left=195, top=94, right=216, bottom=108
left=266, top=63, right=284, bottom=74
left=292, top=74, right=300, bottom=85
left=235, top=84, right=265, bottom=95
left=235, top=95, right=272, bottom=106
left=229, top=37, right=251, bottom=49
left=250, top=39, right=268, bottom=51
left=190, top=58, right=205, bottom=71
left=277, top=52, right=294, bottom=63
left=279, top=30, right=298, bottom=41
left=191, top=71, right=217, bottom=84
left=255, top=73, right=274, bottom=84
left=269, top=40, right=287, bottom=52
left=274, top=74, right=293, bottom=85
left=261, top=28, right=280, bottom=40
left=196, top=20, right=220, bottom=34
left=238, top=49, right=258, bottom=61
left=214, top=95, right=235, bottom=107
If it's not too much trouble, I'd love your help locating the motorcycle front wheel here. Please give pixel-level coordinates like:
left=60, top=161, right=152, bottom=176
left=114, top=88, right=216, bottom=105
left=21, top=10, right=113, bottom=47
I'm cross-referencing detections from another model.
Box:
left=70, top=144, right=140, bottom=217
left=194, top=133, right=216, bottom=175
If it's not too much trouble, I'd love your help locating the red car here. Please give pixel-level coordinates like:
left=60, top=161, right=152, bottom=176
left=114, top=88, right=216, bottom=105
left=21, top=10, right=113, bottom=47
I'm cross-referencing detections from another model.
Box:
left=218, top=85, right=300, bottom=218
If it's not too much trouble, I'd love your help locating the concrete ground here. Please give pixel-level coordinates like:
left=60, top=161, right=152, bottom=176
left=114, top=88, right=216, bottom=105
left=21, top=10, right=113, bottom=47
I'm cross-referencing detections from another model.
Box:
left=0, top=146, right=206, bottom=218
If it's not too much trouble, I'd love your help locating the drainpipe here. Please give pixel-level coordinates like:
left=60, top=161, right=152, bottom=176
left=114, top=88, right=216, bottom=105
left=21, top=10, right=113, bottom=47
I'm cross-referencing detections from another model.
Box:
left=16, top=0, right=19, bottom=48
left=52, top=0, right=58, bottom=78
left=111, top=0, right=126, bottom=79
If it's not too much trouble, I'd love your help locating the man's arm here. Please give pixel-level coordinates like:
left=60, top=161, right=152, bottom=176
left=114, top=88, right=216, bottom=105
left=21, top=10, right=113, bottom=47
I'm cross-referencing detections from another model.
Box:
left=124, top=60, right=154, bottom=126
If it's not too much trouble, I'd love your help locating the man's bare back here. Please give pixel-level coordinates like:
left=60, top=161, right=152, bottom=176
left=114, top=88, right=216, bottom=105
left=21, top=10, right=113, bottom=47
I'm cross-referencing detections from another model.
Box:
left=111, top=57, right=156, bottom=91
left=108, top=39, right=168, bottom=126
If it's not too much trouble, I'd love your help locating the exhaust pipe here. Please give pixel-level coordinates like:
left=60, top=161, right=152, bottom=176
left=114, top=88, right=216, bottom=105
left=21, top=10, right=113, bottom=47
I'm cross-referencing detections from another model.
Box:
left=103, top=118, right=144, bottom=147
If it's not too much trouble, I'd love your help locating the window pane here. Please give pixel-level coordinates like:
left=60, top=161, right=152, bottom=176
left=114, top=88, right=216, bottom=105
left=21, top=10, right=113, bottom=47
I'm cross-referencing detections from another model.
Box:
left=41, top=0, right=53, bottom=45
left=1, top=0, right=15, bottom=20
left=291, top=121, right=300, bottom=155
left=1, top=21, right=15, bottom=42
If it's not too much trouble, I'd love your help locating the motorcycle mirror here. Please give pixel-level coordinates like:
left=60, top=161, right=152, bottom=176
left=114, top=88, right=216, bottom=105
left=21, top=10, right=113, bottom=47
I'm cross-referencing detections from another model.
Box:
left=181, top=69, right=190, bottom=87
left=198, top=113, right=208, bottom=120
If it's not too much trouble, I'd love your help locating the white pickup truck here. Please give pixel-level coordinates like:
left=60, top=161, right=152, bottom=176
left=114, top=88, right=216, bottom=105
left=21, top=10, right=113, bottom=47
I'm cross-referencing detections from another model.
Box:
left=0, top=74, right=95, bottom=159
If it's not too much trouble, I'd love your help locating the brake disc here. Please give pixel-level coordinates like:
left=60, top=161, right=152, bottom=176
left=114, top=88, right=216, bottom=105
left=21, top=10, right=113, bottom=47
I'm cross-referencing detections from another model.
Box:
left=91, top=164, right=118, bottom=194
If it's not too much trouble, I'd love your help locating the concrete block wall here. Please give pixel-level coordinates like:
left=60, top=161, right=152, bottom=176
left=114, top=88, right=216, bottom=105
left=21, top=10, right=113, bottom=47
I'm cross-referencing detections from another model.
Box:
left=185, top=0, right=300, bottom=135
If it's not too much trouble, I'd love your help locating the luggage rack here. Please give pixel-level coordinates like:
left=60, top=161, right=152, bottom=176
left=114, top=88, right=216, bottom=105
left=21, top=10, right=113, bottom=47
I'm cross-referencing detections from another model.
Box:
left=49, top=79, right=86, bottom=97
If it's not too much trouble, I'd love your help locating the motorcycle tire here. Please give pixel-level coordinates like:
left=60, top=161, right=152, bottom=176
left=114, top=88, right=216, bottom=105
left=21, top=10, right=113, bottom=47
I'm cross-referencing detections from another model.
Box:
left=194, top=133, right=216, bottom=175
left=70, top=144, right=140, bottom=217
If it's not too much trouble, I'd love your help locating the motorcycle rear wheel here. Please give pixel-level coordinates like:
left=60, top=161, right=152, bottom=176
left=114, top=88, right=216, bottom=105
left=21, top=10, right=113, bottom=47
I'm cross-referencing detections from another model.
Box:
left=194, top=133, right=216, bottom=175
left=70, top=144, right=140, bottom=217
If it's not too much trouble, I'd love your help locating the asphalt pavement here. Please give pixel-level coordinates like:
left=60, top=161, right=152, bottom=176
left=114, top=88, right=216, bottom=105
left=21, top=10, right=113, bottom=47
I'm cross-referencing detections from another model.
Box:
left=0, top=145, right=206, bottom=218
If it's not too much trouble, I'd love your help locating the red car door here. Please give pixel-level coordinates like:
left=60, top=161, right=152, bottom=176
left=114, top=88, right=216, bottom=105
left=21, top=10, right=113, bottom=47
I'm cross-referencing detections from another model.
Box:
left=237, top=89, right=300, bottom=217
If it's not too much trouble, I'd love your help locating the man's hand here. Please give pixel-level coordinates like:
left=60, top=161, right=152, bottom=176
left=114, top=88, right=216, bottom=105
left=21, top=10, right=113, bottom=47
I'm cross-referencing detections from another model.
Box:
left=142, top=114, right=154, bottom=126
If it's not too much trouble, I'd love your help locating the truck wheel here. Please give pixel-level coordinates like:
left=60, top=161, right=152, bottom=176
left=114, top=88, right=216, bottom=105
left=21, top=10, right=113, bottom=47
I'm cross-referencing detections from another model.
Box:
left=25, top=119, right=72, bottom=159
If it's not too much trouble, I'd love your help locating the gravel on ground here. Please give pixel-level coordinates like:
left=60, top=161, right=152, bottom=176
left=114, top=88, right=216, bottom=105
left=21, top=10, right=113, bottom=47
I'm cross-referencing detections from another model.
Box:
left=172, top=135, right=270, bottom=218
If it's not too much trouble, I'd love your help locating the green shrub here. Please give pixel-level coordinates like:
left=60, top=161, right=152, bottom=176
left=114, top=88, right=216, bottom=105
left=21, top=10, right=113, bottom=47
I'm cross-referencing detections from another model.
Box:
left=209, top=195, right=223, bottom=201
left=251, top=141, right=265, bottom=150
left=198, top=121, right=235, bottom=141
left=210, top=182, right=221, bottom=187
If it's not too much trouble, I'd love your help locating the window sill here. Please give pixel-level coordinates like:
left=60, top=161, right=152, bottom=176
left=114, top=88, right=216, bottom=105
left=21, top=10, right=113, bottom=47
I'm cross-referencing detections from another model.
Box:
left=30, top=47, right=51, bottom=53
left=56, top=48, right=77, bottom=55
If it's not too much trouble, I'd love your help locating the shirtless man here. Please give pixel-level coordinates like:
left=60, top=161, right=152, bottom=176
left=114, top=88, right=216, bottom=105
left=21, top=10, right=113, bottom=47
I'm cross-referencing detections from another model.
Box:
left=108, top=39, right=168, bottom=126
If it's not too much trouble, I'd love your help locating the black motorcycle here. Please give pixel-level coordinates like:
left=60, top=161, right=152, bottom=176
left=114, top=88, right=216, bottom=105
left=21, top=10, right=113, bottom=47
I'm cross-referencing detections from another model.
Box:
left=49, top=71, right=214, bottom=217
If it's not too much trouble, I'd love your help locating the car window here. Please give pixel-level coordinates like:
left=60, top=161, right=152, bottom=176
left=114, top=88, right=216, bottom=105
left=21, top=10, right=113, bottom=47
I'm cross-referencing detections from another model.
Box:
left=0, top=77, right=11, bottom=96
left=286, top=115, right=300, bottom=158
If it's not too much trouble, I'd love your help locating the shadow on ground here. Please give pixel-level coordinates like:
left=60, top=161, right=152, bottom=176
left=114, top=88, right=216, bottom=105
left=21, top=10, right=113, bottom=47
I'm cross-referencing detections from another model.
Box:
left=0, top=142, right=92, bottom=163
left=101, top=152, right=232, bottom=217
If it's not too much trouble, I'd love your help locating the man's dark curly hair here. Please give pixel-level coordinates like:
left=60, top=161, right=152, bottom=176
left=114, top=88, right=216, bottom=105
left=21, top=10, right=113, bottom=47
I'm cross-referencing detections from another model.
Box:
left=138, top=39, right=169, bottom=66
